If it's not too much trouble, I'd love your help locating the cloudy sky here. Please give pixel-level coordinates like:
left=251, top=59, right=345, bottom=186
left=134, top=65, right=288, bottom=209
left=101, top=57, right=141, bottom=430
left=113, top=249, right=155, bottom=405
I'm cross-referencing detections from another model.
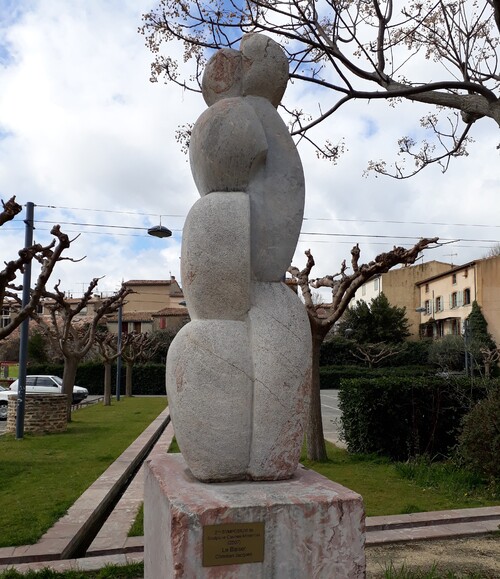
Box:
left=1, top=0, right=499, bottom=299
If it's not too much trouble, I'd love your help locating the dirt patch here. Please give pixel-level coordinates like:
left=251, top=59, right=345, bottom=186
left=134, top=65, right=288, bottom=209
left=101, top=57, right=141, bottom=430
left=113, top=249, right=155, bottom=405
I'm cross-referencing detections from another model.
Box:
left=366, top=535, right=500, bottom=577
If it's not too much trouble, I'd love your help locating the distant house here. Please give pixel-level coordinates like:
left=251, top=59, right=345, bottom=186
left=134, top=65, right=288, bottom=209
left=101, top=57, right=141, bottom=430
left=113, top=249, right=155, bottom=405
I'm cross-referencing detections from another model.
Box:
left=106, top=277, right=189, bottom=335
left=416, top=255, right=500, bottom=344
left=352, top=260, right=452, bottom=339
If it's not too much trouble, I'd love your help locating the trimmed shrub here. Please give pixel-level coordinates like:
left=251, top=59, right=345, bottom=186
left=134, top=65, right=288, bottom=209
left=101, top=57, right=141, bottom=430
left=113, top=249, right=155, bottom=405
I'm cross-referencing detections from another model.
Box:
left=320, top=337, right=358, bottom=366
left=320, top=365, right=432, bottom=389
left=320, top=337, right=431, bottom=368
left=338, top=376, right=492, bottom=460
left=386, top=340, right=432, bottom=367
left=458, top=388, right=500, bottom=482
left=25, top=362, right=166, bottom=396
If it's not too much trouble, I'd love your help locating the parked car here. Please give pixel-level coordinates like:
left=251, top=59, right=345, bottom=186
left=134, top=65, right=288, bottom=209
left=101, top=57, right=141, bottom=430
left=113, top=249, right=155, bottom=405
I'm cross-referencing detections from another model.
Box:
left=0, top=385, right=9, bottom=420
left=8, top=375, right=88, bottom=404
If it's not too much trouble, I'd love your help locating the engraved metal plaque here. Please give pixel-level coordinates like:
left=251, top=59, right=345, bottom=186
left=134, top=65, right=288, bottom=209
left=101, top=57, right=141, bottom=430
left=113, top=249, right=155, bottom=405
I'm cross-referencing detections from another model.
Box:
left=202, top=522, right=265, bottom=567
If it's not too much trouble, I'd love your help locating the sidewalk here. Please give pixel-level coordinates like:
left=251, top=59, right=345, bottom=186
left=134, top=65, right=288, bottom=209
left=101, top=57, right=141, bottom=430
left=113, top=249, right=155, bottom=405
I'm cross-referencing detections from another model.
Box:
left=0, top=418, right=498, bottom=575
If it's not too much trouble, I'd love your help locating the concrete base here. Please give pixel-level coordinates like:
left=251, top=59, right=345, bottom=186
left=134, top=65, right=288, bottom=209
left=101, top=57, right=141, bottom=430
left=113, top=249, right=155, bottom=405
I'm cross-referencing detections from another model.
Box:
left=144, top=454, right=365, bottom=578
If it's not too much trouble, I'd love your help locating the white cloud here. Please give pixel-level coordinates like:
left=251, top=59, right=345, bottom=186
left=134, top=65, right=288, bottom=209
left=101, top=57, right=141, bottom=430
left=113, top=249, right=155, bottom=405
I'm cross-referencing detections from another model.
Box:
left=1, top=0, right=499, bottom=302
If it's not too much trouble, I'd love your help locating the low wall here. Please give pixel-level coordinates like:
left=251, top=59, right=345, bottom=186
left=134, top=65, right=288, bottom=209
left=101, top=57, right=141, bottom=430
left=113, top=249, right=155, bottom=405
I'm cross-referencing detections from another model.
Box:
left=7, top=394, right=68, bottom=434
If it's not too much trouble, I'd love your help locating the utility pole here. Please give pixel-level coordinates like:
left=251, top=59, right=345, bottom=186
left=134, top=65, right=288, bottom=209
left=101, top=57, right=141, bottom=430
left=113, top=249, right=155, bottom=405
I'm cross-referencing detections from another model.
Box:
left=16, top=202, right=34, bottom=439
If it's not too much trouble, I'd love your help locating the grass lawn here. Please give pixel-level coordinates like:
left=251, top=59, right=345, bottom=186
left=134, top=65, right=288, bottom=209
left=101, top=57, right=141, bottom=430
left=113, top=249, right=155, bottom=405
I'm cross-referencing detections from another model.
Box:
left=302, top=441, right=499, bottom=517
left=0, top=562, right=492, bottom=578
left=0, top=397, right=167, bottom=548
left=0, top=564, right=144, bottom=578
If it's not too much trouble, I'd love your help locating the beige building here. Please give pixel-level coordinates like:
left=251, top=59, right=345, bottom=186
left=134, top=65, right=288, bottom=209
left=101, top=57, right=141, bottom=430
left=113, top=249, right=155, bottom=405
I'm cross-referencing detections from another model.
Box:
left=416, top=255, right=500, bottom=344
left=107, top=277, right=188, bottom=334
left=352, top=260, right=452, bottom=339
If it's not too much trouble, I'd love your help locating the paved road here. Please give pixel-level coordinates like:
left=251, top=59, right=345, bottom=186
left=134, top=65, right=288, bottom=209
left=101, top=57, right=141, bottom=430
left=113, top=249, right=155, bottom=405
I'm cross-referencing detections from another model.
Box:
left=320, top=389, right=345, bottom=447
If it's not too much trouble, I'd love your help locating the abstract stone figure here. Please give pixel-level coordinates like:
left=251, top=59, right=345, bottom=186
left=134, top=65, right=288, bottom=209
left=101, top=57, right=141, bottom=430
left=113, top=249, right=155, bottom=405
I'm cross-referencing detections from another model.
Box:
left=166, top=34, right=312, bottom=482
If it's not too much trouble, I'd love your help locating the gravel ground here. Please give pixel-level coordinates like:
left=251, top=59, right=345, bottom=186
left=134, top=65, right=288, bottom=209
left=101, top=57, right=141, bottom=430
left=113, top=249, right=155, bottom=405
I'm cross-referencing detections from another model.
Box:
left=366, top=535, right=500, bottom=578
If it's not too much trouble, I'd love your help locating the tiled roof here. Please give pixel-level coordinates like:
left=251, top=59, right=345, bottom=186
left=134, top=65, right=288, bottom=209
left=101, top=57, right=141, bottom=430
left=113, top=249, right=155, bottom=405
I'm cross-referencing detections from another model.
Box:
left=124, top=280, right=173, bottom=286
left=152, top=307, right=189, bottom=317
left=106, top=311, right=154, bottom=323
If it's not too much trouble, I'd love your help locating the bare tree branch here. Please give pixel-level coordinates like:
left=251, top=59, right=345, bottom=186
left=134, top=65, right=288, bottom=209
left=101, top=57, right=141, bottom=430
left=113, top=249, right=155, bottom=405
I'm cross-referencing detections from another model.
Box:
left=0, top=196, right=22, bottom=226
left=0, top=225, right=72, bottom=340
left=141, top=0, right=500, bottom=176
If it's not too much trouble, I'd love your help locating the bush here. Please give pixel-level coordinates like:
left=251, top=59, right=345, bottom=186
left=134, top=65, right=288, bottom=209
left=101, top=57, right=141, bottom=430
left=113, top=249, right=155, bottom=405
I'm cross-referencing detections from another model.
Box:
left=320, top=337, right=358, bottom=366
left=25, top=362, right=167, bottom=396
left=320, top=337, right=431, bottom=368
left=458, top=388, right=500, bottom=483
left=338, top=376, right=492, bottom=460
left=386, top=340, right=432, bottom=367
left=319, top=365, right=432, bottom=389
left=428, top=335, right=465, bottom=371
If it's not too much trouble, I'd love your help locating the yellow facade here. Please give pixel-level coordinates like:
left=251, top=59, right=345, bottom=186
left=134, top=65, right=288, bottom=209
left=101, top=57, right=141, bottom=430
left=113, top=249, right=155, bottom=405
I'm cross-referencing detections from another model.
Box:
left=417, top=255, right=500, bottom=344
left=353, top=261, right=452, bottom=339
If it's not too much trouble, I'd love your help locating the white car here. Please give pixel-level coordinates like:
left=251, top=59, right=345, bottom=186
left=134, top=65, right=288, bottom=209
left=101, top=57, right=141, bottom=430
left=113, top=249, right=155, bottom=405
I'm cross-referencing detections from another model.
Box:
left=0, top=385, right=10, bottom=420
left=0, top=375, right=89, bottom=420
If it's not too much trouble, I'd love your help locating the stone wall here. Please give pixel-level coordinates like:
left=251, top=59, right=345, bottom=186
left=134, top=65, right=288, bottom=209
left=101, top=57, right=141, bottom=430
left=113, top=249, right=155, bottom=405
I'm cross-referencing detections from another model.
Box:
left=7, top=394, right=68, bottom=434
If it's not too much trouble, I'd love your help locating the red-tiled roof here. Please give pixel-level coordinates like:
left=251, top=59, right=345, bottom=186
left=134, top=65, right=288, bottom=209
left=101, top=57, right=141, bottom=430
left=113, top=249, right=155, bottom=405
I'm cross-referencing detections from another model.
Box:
left=124, top=280, right=173, bottom=286
left=152, top=307, right=189, bottom=317
left=106, top=311, right=154, bottom=322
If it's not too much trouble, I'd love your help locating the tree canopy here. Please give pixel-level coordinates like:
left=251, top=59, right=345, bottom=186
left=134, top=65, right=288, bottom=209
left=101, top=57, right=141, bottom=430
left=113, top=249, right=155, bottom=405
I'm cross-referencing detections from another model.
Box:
left=466, top=299, right=496, bottom=350
left=339, top=292, right=411, bottom=343
left=141, top=0, right=500, bottom=177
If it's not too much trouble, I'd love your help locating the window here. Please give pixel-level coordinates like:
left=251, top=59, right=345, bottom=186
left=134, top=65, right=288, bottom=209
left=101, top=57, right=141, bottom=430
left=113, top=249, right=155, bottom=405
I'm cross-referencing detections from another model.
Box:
left=452, top=273, right=457, bottom=285
left=374, top=278, right=379, bottom=291
left=425, top=300, right=431, bottom=315
left=0, top=306, right=9, bottom=328
left=435, top=296, right=442, bottom=312
left=451, top=292, right=458, bottom=308
left=463, top=288, right=471, bottom=305
left=425, top=284, right=429, bottom=294
left=464, top=269, right=468, bottom=278
left=133, top=321, right=141, bottom=333
left=37, top=377, right=58, bottom=388
left=36, top=304, right=44, bottom=314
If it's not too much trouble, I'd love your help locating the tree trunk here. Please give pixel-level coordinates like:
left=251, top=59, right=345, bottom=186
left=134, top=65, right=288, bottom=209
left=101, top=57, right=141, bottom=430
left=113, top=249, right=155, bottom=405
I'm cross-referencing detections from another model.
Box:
left=103, top=362, right=112, bottom=406
left=62, top=355, right=79, bottom=422
left=306, top=328, right=328, bottom=461
left=125, top=361, right=133, bottom=397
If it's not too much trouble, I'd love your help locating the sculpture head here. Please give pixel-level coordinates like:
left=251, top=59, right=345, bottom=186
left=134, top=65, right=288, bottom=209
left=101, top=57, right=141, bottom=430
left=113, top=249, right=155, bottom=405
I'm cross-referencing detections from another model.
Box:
left=202, top=34, right=289, bottom=108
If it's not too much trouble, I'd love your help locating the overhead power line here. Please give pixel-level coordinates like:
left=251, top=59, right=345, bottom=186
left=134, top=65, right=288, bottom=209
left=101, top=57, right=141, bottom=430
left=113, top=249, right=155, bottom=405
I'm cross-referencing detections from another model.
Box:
left=33, top=203, right=500, bottom=231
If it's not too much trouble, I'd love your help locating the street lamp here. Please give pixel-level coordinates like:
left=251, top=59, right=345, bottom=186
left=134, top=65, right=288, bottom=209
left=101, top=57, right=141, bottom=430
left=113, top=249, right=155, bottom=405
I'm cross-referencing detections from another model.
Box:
left=148, top=217, right=172, bottom=238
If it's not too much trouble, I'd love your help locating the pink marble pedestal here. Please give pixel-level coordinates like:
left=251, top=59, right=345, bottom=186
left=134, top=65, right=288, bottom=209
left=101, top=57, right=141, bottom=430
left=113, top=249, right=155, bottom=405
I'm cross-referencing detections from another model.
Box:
left=144, top=454, right=365, bottom=578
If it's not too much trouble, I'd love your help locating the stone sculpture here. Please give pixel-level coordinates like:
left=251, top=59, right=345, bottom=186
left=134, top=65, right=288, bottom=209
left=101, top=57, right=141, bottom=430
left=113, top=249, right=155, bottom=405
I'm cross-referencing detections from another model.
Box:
left=166, top=33, right=312, bottom=482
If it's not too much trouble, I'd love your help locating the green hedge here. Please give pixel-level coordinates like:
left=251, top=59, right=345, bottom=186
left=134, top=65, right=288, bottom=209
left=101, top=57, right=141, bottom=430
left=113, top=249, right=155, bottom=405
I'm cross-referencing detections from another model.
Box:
left=338, top=376, right=493, bottom=460
left=26, top=362, right=166, bottom=396
left=320, top=338, right=433, bottom=367
left=319, top=365, right=432, bottom=389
